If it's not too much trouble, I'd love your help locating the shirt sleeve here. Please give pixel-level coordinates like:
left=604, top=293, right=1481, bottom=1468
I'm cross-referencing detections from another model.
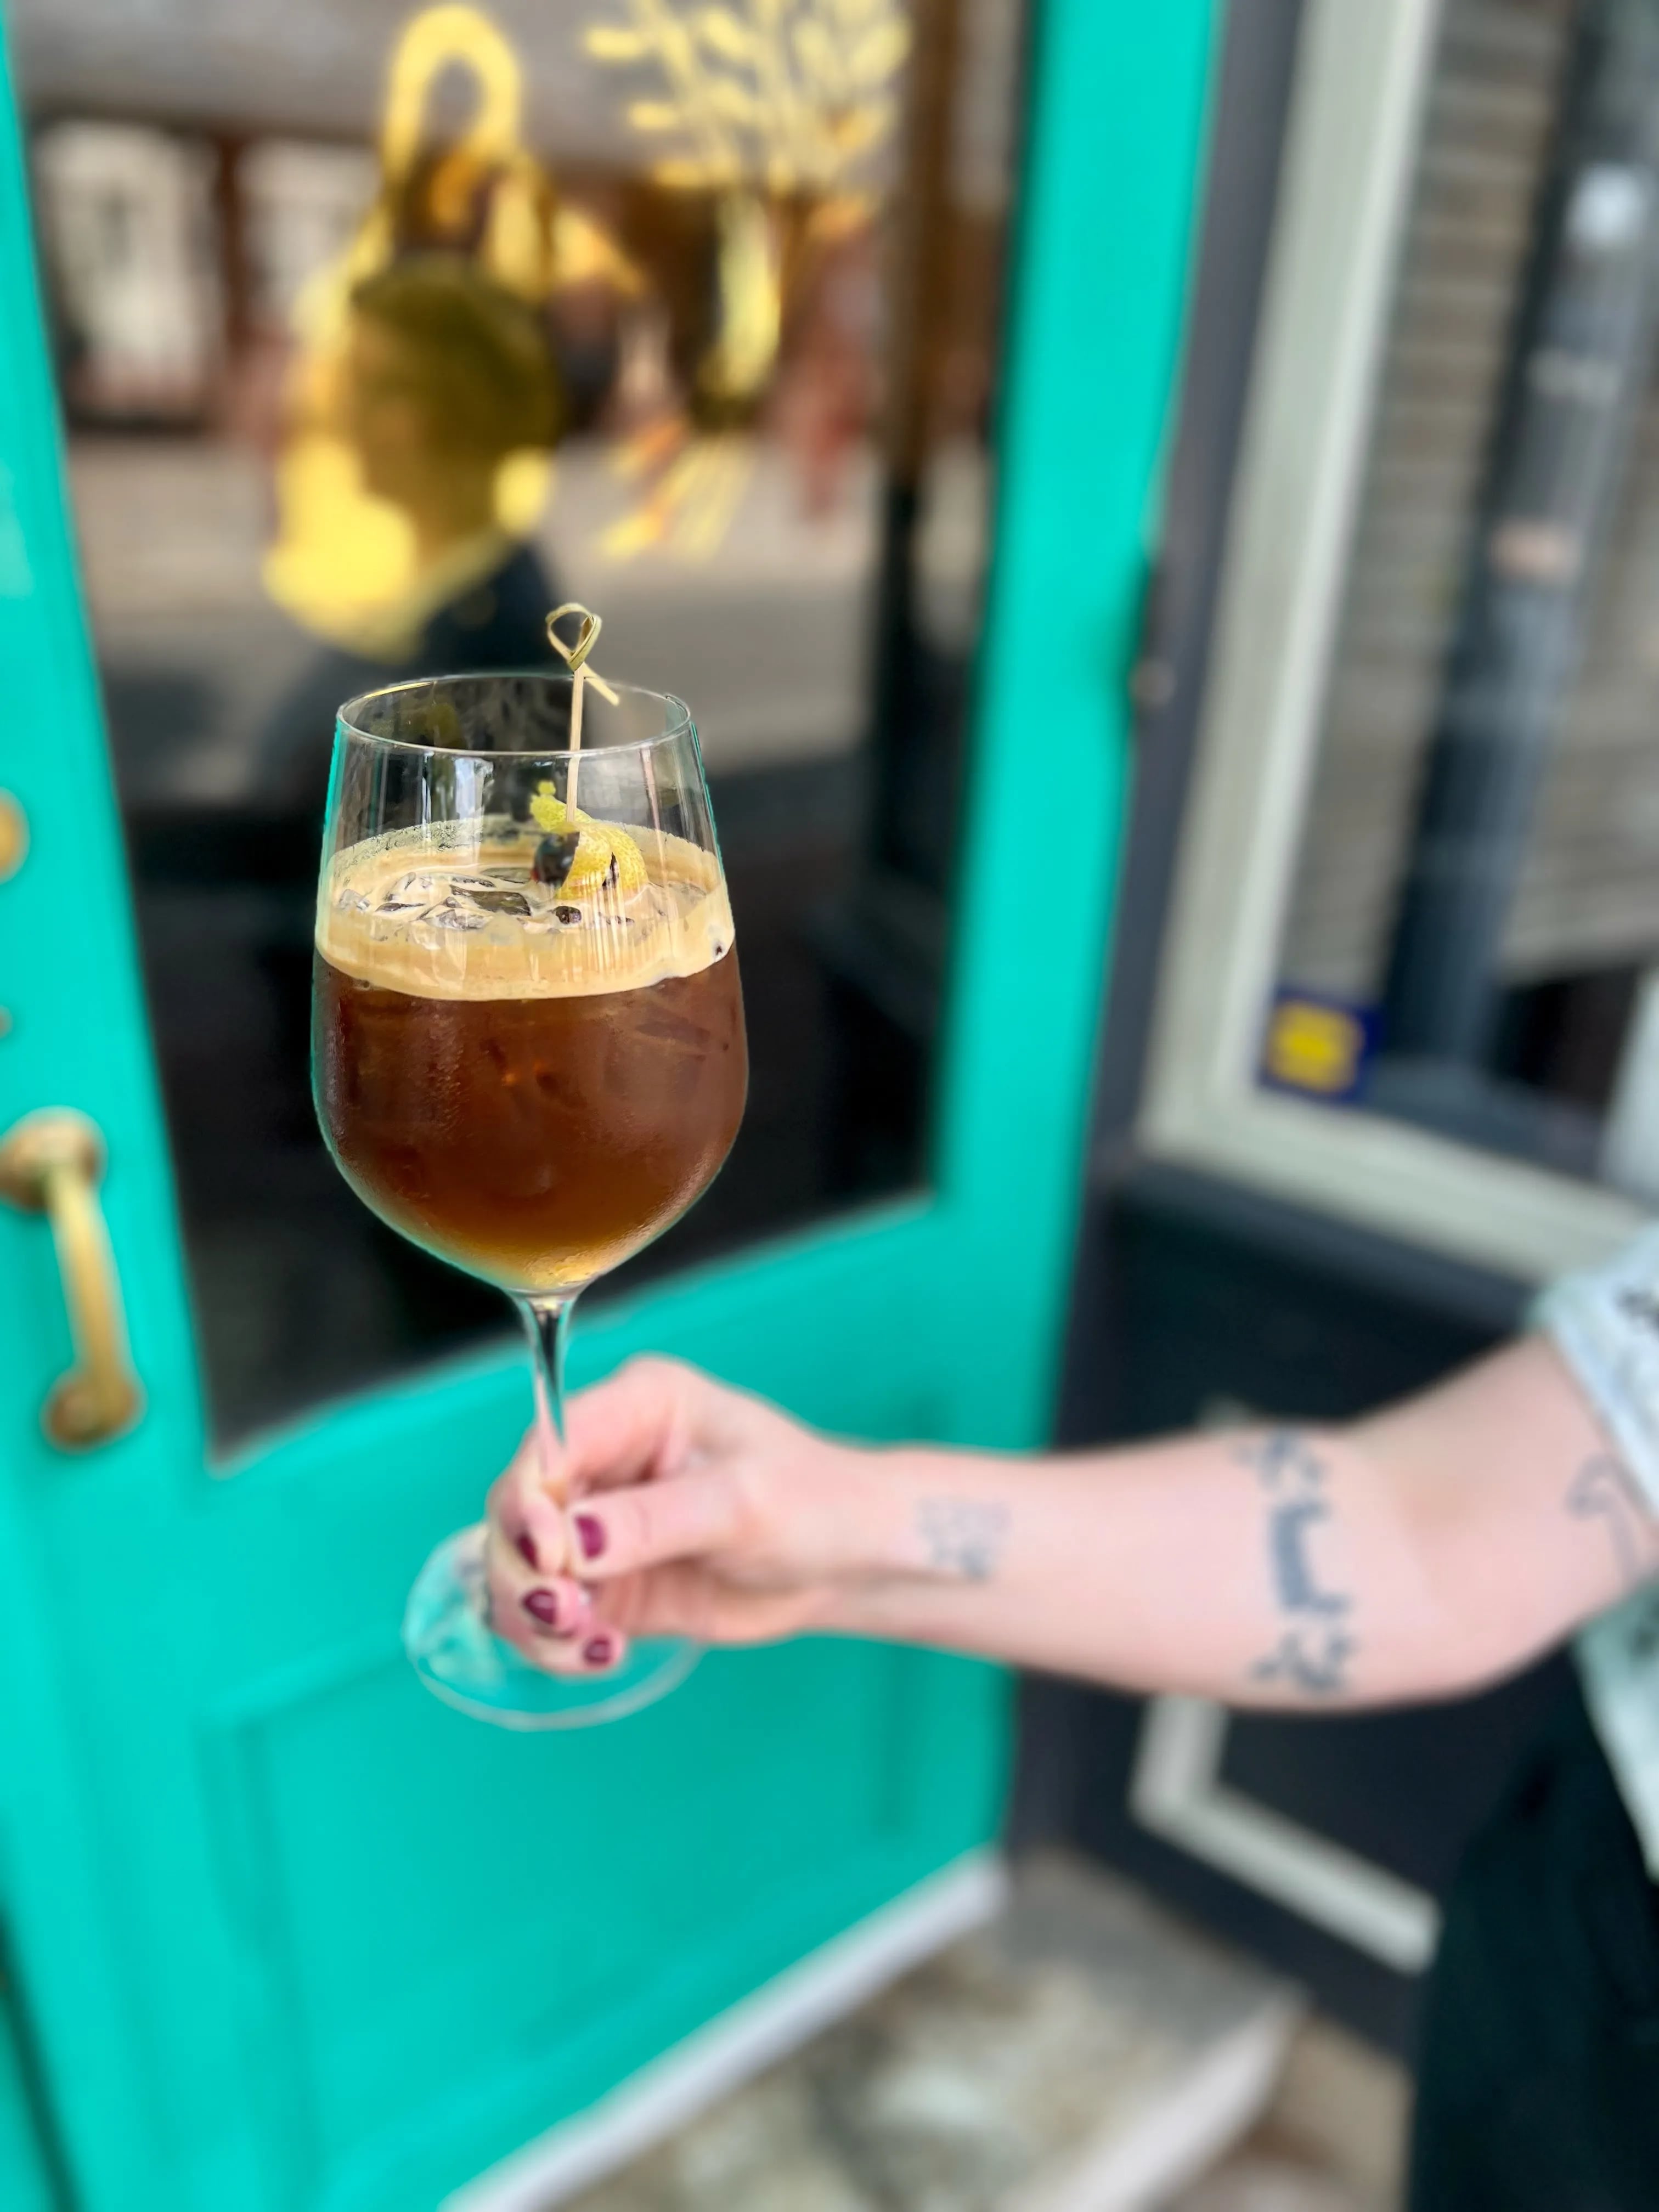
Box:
left=1534, top=1223, right=1659, bottom=1517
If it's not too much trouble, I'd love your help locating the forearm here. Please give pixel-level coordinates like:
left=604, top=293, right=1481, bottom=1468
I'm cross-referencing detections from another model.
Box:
left=825, top=1339, right=1659, bottom=1708
left=827, top=1426, right=1442, bottom=1706
left=505, top=1339, right=1659, bottom=1692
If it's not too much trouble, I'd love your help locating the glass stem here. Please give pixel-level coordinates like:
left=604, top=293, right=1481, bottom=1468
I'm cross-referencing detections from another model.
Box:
left=517, top=1293, right=576, bottom=1498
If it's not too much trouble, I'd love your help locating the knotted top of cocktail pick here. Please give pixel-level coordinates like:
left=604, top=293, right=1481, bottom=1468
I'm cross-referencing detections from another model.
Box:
left=545, top=601, right=618, bottom=704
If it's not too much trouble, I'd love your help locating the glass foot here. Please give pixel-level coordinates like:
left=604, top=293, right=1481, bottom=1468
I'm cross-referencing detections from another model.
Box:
left=403, top=1523, right=701, bottom=1729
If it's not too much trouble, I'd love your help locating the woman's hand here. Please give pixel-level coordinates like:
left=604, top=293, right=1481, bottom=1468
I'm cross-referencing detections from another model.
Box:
left=483, top=1357, right=891, bottom=1675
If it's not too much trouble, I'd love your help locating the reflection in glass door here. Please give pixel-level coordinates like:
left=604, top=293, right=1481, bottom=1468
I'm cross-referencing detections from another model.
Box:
left=12, top=0, right=1026, bottom=1443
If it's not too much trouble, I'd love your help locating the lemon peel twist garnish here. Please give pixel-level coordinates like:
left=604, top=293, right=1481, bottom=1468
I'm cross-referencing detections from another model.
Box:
left=529, top=781, right=648, bottom=897
left=528, top=782, right=571, bottom=834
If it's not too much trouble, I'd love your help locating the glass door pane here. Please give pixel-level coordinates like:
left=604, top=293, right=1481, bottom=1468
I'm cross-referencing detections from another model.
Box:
left=1262, top=0, right=1659, bottom=1199
left=11, top=0, right=1028, bottom=1443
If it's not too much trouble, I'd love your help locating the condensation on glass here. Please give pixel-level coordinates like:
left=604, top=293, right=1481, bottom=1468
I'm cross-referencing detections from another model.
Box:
left=1266, top=0, right=1659, bottom=1197
left=13, top=0, right=1028, bottom=1443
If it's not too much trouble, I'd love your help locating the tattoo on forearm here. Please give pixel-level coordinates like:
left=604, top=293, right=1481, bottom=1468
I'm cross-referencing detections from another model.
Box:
left=1239, top=1430, right=1356, bottom=1696
left=916, top=1497, right=1009, bottom=1583
left=1566, top=1453, right=1659, bottom=1593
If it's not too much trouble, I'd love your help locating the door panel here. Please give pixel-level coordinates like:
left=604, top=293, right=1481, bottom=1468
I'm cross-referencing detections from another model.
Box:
left=0, top=3, right=1216, bottom=2208
left=200, top=1640, right=987, bottom=2209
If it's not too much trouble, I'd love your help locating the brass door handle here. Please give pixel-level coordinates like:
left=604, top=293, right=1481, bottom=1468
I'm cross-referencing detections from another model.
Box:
left=0, top=1110, right=143, bottom=1449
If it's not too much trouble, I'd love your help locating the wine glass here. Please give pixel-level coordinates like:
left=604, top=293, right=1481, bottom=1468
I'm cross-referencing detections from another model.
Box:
left=311, top=669, right=746, bottom=1726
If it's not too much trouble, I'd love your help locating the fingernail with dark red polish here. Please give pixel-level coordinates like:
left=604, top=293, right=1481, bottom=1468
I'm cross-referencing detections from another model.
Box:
left=584, top=1634, right=615, bottom=1667
left=575, top=1514, right=605, bottom=1560
left=515, top=1532, right=538, bottom=1569
left=522, top=1588, right=560, bottom=1629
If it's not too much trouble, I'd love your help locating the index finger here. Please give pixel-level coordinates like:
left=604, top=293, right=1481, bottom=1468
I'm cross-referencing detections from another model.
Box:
left=490, top=1359, right=693, bottom=1573
left=557, top=1357, right=704, bottom=1496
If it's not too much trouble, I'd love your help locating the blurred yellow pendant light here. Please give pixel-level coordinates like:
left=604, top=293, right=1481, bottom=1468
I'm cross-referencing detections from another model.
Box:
left=591, top=0, right=911, bottom=561
left=263, top=5, right=644, bottom=645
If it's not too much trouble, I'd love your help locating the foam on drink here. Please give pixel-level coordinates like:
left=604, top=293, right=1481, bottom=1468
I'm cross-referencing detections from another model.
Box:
left=317, top=816, right=734, bottom=1000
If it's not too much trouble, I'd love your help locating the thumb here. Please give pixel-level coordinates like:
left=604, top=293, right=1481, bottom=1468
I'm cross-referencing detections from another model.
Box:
left=567, top=1466, right=748, bottom=1581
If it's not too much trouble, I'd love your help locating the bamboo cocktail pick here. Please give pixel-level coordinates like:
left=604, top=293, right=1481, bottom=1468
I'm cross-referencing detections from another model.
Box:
left=545, top=601, right=619, bottom=820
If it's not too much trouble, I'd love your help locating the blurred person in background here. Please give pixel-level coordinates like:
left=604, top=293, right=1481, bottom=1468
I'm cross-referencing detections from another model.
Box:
left=260, top=252, right=562, bottom=826
left=485, top=1229, right=1659, bottom=2210
left=772, top=222, right=883, bottom=520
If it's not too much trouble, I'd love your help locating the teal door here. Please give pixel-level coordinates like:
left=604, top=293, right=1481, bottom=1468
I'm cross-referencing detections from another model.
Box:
left=0, top=3, right=1213, bottom=2207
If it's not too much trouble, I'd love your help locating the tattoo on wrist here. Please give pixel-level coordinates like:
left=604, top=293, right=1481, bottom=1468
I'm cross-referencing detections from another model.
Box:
left=916, top=1497, right=1009, bottom=1583
left=1239, top=1430, right=1356, bottom=1697
left=1566, top=1453, right=1659, bottom=1593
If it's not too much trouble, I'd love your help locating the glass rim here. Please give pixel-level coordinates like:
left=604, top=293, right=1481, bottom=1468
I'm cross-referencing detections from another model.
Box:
left=334, top=668, right=696, bottom=761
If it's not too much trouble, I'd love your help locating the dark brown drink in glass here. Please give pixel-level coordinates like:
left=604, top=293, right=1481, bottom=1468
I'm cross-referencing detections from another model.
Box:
left=313, top=825, right=746, bottom=1293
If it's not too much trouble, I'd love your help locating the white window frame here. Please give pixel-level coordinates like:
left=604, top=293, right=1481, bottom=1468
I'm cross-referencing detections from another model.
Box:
left=1131, top=1694, right=1440, bottom=1973
left=1139, top=0, right=1646, bottom=1286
